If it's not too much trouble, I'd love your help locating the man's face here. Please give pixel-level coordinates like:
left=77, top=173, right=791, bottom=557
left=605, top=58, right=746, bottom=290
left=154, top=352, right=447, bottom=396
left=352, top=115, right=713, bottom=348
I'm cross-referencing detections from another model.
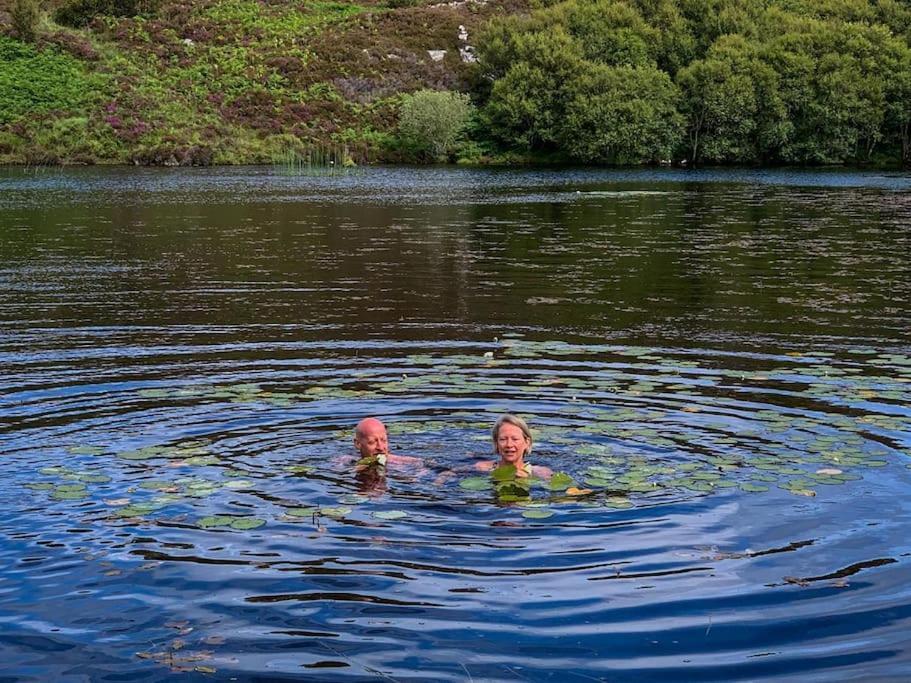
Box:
left=355, top=422, right=388, bottom=458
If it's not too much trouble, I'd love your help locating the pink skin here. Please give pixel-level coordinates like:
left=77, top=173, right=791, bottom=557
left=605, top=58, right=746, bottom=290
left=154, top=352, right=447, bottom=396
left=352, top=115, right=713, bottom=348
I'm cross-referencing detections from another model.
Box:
left=353, top=418, right=423, bottom=469
left=472, top=422, right=552, bottom=479
left=495, top=422, right=530, bottom=472
left=354, top=417, right=388, bottom=458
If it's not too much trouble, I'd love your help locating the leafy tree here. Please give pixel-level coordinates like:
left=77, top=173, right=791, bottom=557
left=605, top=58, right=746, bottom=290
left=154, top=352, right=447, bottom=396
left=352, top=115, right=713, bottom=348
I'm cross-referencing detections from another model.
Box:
left=765, top=18, right=894, bottom=162
left=561, top=64, right=683, bottom=162
left=482, top=28, right=586, bottom=149
left=397, top=90, right=474, bottom=162
left=677, top=34, right=789, bottom=163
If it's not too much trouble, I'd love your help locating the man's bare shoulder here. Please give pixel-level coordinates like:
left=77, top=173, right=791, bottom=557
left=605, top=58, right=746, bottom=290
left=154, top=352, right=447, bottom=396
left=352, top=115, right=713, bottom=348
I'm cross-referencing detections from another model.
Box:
left=386, top=453, right=421, bottom=466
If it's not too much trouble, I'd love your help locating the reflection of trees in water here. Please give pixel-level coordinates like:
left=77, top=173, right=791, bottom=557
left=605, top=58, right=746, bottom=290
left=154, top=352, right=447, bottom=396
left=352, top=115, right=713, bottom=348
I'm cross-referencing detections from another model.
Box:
left=5, top=172, right=909, bottom=341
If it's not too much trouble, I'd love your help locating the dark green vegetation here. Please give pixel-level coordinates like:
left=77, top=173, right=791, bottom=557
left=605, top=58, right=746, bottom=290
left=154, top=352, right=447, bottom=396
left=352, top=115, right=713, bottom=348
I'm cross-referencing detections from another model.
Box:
left=1, top=0, right=910, bottom=165
left=477, top=0, right=911, bottom=165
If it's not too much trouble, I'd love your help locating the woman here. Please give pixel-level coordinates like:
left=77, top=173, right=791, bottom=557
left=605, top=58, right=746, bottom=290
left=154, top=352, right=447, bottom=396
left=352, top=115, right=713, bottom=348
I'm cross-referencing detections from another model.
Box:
left=475, top=414, right=553, bottom=479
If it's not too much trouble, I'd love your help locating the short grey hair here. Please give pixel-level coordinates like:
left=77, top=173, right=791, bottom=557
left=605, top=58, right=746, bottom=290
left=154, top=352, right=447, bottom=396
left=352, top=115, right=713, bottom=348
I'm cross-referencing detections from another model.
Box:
left=491, top=414, right=533, bottom=453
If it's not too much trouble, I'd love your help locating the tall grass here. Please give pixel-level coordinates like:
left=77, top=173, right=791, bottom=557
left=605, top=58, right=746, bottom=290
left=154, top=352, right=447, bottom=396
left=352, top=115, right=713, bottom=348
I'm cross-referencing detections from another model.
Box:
left=274, top=144, right=357, bottom=175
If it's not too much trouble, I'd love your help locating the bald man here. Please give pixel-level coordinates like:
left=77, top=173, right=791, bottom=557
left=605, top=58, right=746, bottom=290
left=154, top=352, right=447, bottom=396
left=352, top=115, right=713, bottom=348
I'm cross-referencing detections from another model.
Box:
left=353, top=417, right=421, bottom=468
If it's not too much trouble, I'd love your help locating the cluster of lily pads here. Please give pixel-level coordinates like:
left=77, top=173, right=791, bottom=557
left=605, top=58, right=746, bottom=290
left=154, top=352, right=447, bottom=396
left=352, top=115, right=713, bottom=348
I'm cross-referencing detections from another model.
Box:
left=138, top=383, right=307, bottom=407
left=21, top=341, right=910, bottom=530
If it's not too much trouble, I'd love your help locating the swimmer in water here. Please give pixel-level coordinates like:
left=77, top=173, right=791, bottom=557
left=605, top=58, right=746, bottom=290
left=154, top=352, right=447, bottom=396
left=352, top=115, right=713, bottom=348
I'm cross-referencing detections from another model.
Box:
left=353, top=417, right=421, bottom=468
left=474, top=414, right=553, bottom=479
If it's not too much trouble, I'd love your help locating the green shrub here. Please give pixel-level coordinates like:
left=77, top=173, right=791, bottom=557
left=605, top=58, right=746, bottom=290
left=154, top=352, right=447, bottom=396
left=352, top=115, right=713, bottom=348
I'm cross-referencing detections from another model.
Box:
left=397, top=90, right=474, bottom=162
left=54, top=0, right=158, bottom=28
left=11, top=0, right=41, bottom=43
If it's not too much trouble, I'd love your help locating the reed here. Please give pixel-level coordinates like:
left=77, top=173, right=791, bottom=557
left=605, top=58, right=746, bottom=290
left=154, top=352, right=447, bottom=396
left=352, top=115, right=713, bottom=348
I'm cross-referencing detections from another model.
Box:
left=274, top=144, right=357, bottom=176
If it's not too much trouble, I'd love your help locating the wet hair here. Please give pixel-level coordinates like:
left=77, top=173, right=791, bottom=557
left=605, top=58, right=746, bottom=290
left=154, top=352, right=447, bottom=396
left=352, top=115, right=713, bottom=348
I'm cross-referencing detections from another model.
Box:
left=491, top=414, right=533, bottom=454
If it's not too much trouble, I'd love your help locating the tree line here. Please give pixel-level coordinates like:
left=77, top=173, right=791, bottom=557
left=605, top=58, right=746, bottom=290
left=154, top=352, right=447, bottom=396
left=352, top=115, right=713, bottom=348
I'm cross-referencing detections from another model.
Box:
left=465, top=0, right=911, bottom=166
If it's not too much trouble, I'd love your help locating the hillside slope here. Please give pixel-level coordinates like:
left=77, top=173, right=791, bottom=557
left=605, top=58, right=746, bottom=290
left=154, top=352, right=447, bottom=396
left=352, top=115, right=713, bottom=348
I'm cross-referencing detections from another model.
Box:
left=0, top=0, right=526, bottom=164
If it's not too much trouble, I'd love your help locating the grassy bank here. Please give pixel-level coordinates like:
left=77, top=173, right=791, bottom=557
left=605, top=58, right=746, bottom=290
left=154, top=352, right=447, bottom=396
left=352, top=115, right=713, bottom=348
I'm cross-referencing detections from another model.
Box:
left=0, top=0, right=524, bottom=165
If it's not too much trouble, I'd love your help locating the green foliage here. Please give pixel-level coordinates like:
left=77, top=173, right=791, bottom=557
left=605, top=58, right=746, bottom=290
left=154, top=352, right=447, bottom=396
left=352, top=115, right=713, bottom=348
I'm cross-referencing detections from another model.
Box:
left=397, top=90, right=474, bottom=162
left=55, top=0, right=159, bottom=28
left=476, top=0, right=911, bottom=165
left=0, top=38, right=100, bottom=126
left=562, top=64, right=683, bottom=162
left=482, top=27, right=586, bottom=148
left=11, top=0, right=41, bottom=43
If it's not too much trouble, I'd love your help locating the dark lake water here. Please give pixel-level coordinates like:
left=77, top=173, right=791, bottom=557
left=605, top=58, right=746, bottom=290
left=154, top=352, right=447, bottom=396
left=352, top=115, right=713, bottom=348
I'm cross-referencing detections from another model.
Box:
left=1, top=166, right=910, bottom=681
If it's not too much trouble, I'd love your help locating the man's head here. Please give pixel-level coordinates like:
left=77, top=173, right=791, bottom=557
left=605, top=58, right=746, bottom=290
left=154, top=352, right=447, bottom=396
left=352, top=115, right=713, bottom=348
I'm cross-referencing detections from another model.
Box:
left=354, top=417, right=389, bottom=458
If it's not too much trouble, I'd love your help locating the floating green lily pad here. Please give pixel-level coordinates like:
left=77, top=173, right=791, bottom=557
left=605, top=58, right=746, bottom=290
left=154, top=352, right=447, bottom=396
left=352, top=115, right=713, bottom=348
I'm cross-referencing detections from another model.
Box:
left=67, top=446, right=107, bottom=456
left=138, top=389, right=171, bottom=398
left=198, top=516, right=233, bottom=528
left=25, top=482, right=55, bottom=490
left=52, top=484, right=89, bottom=500
left=76, top=472, right=111, bottom=484
left=118, top=446, right=170, bottom=461
left=338, top=494, right=369, bottom=505
left=223, top=480, right=253, bottom=489
left=549, top=472, right=576, bottom=490
left=605, top=497, right=633, bottom=509
left=373, top=510, right=408, bottom=520
left=139, top=480, right=177, bottom=491
left=40, top=466, right=71, bottom=475
left=321, top=506, right=352, bottom=518
left=229, top=517, right=265, bottom=530
left=740, top=483, right=769, bottom=493
left=115, top=505, right=154, bottom=517
left=183, top=455, right=221, bottom=466
left=491, top=465, right=518, bottom=481
left=521, top=509, right=554, bottom=519
left=459, top=477, right=492, bottom=491
left=286, top=507, right=317, bottom=517
left=285, top=465, right=312, bottom=474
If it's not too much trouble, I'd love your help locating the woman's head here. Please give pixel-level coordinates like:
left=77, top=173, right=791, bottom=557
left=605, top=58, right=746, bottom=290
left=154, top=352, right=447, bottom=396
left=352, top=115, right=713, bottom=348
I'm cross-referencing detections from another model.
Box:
left=492, top=414, right=533, bottom=464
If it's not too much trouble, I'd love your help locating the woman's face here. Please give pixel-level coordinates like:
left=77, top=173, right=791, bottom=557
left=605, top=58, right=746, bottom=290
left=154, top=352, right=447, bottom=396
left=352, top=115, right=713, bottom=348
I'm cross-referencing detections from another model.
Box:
left=495, top=423, right=529, bottom=464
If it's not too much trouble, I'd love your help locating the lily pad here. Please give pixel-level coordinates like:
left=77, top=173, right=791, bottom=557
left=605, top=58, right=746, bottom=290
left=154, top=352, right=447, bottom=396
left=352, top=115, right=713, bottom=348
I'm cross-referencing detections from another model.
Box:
left=321, top=506, right=352, bottom=518
left=229, top=517, right=265, bottom=530
left=139, top=480, right=178, bottom=491
left=197, top=516, right=233, bottom=529
left=459, top=477, right=493, bottom=491
left=373, top=510, right=408, bottom=520
left=521, top=509, right=554, bottom=519
left=549, top=472, right=576, bottom=490
left=739, top=483, right=769, bottom=493
left=491, top=465, right=519, bottom=481
left=604, top=497, right=633, bottom=509
left=52, top=484, right=89, bottom=500
left=285, top=465, right=312, bottom=474
left=118, top=446, right=169, bottom=461
left=338, top=494, right=369, bottom=505
left=183, top=455, right=221, bottom=466
left=68, top=446, right=107, bottom=456
left=76, top=472, right=111, bottom=484
left=114, top=505, right=156, bottom=517
left=286, top=507, right=317, bottom=517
